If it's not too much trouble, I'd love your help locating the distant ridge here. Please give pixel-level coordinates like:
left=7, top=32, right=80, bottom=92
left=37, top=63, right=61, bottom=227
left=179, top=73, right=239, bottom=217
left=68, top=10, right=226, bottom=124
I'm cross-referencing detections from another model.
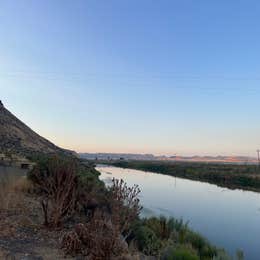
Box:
left=80, top=152, right=156, bottom=161
left=0, top=101, right=74, bottom=157
left=80, top=152, right=257, bottom=164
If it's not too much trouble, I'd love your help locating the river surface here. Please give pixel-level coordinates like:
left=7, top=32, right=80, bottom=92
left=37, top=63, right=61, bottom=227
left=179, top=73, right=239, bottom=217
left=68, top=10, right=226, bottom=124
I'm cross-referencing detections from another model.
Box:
left=97, top=165, right=260, bottom=260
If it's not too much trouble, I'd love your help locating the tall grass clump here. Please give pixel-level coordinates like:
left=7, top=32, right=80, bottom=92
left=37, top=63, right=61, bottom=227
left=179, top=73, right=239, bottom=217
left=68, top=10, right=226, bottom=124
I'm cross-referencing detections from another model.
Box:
left=130, top=216, right=230, bottom=260
left=0, top=173, right=30, bottom=213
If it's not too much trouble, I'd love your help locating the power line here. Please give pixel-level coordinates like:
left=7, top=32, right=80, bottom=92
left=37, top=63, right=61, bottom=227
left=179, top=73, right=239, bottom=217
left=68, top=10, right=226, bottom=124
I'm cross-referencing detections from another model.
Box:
left=2, top=70, right=260, bottom=81
left=1, top=71, right=260, bottom=93
left=1, top=71, right=260, bottom=86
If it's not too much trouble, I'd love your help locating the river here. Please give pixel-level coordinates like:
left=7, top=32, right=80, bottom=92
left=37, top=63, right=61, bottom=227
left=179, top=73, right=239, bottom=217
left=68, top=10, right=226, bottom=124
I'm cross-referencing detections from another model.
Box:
left=97, top=165, right=260, bottom=260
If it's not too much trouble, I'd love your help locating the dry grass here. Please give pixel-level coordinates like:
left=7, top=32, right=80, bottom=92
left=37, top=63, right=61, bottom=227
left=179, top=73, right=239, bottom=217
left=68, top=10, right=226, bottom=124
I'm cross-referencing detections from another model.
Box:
left=0, top=172, right=35, bottom=238
left=0, top=174, right=31, bottom=213
left=0, top=168, right=75, bottom=259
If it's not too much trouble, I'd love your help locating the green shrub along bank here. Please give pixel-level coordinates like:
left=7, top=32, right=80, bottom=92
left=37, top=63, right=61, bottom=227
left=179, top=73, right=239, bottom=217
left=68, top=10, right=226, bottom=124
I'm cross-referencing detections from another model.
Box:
left=108, top=160, right=260, bottom=192
left=130, top=216, right=233, bottom=259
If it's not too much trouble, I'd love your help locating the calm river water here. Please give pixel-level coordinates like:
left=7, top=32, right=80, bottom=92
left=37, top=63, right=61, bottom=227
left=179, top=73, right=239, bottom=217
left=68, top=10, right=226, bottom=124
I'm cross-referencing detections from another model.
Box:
left=97, top=165, right=260, bottom=260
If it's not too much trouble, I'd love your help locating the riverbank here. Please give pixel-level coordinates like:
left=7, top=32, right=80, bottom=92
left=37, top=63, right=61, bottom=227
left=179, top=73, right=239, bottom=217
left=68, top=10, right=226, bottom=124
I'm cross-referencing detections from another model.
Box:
left=98, top=164, right=260, bottom=259
left=0, top=158, right=231, bottom=259
left=103, top=160, right=260, bottom=192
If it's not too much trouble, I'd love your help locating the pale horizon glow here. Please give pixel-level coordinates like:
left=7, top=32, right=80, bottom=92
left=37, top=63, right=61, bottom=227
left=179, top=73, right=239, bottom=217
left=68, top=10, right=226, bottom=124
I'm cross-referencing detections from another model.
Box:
left=1, top=1, right=260, bottom=157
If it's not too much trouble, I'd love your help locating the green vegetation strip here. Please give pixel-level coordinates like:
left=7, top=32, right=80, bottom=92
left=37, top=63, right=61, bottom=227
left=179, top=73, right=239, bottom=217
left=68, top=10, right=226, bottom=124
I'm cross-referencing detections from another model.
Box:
left=107, top=160, right=260, bottom=192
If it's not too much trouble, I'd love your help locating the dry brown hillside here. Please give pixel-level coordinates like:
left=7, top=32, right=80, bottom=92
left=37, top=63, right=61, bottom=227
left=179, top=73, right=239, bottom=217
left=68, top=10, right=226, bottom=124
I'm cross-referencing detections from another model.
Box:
left=0, top=101, right=74, bottom=157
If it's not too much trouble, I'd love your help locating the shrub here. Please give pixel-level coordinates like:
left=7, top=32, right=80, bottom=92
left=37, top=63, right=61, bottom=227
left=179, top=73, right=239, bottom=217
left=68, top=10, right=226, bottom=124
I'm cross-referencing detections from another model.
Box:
left=143, top=216, right=189, bottom=241
left=29, top=156, right=78, bottom=228
left=184, top=230, right=217, bottom=258
left=109, top=178, right=142, bottom=236
left=143, top=216, right=172, bottom=240
left=76, top=164, right=108, bottom=219
left=61, top=211, right=128, bottom=258
left=60, top=230, right=82, bottom=255
left=60, top=178, right=142, bottom=258
left=161, top=245, right=199, bottom=260
left=213, top=249, right=232, bottom=260
left=236, top=249, right=244, bottom=260
left=134, top=226, right=161, bottom=255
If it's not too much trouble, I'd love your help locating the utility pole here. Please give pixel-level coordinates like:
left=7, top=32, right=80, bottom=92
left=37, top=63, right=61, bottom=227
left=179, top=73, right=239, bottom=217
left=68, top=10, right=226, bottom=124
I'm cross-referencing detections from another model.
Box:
left=257, top=149, right=260, bottom=167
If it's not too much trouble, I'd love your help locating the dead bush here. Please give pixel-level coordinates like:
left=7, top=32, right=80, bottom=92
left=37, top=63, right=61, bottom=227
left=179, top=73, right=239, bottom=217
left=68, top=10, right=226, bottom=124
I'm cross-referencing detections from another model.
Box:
left=60, top=230, right=82, bottom=255
left=61, top=210, right=128, bottom=259
left=109, top=178, right=142, bottom=236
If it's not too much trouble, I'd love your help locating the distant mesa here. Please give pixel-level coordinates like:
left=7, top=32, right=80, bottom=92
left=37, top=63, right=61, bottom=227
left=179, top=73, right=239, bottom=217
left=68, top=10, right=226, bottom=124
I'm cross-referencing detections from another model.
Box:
left=79, top=153, right=156, bottom=161
left=79, top=152, right=257, bottom=163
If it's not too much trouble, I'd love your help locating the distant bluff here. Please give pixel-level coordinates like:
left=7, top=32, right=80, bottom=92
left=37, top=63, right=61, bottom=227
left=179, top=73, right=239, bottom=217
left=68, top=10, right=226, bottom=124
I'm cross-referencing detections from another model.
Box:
left=0, top=101, right=75, bottom=157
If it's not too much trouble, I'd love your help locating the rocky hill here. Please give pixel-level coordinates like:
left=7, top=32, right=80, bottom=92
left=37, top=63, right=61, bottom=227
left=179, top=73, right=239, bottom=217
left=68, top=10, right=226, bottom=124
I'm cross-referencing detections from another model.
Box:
left=0, top=101, right=74, bottom=157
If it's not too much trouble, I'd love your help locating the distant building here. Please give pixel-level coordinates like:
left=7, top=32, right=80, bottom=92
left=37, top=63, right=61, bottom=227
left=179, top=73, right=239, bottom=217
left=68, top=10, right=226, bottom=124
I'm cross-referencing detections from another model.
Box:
left=13, top=157, right=35, bottom=170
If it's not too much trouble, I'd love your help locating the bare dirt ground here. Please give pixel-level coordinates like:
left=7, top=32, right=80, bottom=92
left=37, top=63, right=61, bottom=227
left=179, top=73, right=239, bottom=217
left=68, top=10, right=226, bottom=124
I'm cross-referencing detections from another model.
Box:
left=0, top=166, right=75, bottom=260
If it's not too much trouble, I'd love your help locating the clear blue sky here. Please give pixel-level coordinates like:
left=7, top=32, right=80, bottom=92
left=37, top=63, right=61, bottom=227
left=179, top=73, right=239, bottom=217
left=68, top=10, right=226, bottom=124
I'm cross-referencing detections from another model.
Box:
left=0, top=1, right=260, bottom=156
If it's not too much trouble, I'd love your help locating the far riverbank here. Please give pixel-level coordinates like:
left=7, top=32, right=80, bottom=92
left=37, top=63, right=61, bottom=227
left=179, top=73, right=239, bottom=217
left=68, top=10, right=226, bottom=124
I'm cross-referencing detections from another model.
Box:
left=99, top=160, right=260, bottom=192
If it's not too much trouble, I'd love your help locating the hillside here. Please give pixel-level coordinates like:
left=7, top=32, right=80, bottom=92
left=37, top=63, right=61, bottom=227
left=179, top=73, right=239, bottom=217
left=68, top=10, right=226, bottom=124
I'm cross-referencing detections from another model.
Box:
left=0, top=101, right=74, bottom=157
